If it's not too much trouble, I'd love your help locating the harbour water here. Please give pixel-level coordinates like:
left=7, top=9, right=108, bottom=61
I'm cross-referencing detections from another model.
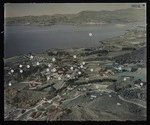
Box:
left=4, top=22, right=145, bottom=58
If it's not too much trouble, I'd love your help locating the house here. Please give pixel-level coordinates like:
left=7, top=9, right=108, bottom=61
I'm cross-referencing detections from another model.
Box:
left=17, top=89, right=21, bottom=93
left=28, top=82, right=42, bottom=89
left=90, top=95, right=97, bottom=100
left=83, top=87, right=86, bottom=91
left=58, top=70, right=64, bottom=74
left=134, top=79, right=146, bottom=88
left=105, top=69, right=114, bottom=75
left=102, top=73, right=108, bottom=77
left=43, top=97, right=48, bottom=101
left=85, top=78, right=89, bottom=83
left=90, top=95, right=97, bottom=98
left=52, top=101, right=62, bottom=108
left=121, top=76, right=134, bottom=81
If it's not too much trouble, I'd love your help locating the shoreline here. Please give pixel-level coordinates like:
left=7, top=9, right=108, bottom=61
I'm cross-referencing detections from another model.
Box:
left=5, top=21, right=145, bottom=27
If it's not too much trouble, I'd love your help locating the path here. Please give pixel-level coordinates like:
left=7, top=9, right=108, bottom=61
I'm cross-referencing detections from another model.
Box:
left=62, top=94, right=82, bottom=103
left=118, top=95, right=146, bottom=109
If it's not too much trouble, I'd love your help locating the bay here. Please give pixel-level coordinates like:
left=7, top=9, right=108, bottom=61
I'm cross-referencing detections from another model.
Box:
left=4, top=22, right=145, bottom=58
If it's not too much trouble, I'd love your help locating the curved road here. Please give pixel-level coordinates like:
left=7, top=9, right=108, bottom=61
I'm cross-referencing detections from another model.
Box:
left=16, top=95, right=59, bottom=119
left=118, top=95, right=146, bottom=109
left=62, top=94, right=82, bottom=103
left=88, top=89, right=146, bottom=109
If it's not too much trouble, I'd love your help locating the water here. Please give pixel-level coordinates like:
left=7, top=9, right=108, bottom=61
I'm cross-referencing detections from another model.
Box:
left=4, top=22, right=145, bottom=58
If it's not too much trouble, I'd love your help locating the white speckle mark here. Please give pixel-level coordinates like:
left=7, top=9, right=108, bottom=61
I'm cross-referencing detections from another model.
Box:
left=11, top=69, right=14, bottom=73
left=20, top=69, right=23, bottom=73
left=117, top=103, right=121, bottom=106
left=140, top=82, right=143, bottom=86
left=52, top=58, right=56, bottom=62
left=73, top=55, right=77, bottom=58
left=118, top=67, right=122, bottom=70
left=89, top=33, right=92, bottom=36
left=27, top=65, right=30, bottom=68
left=70, top=67, right=74, bottom=70
left=46, top=68, right=50, bottom=72
left=36, top=62, right=40, bottom=66
left=19, top=64, right=23, bottom=68
left=47, top=76, right=50, bottom=80
left=90, top=68, right=94, bottom=72
left=80, top=65, right=83, bottom=68
left=8, top=82, right=12, bottom=86
left=30, top=55, right=33, bottom=59
left=67, top=74, right=70, bottom=78
left=48, top=64, right=51, bottom=67
left=82, top=62, right=85, bottom=65
left=58, top=77, right=61, bottom=80
left=78, top=71, right=81, bottom=75
left=123, top=78, right=127, bottom=81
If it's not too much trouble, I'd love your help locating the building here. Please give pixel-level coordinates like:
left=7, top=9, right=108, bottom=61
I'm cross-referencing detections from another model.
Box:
left=121, top=76, right=134, bottom=80
left=134, top=79, right=146, bottom=88
left=52, top=101, right=62, bottom=108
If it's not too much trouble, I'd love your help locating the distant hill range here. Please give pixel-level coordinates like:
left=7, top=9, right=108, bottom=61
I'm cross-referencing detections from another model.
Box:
left=5, top=8, right=145, bottom=26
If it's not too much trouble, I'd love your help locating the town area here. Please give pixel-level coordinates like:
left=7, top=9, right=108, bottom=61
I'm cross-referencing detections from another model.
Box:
left=4, top=26, right=146, bottom=121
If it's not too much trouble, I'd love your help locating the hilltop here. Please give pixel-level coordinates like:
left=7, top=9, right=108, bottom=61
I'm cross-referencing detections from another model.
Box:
left=5, top=8, right=145, bottom=26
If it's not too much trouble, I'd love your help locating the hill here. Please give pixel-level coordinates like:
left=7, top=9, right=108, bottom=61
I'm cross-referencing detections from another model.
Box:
left=5, top=8, right=145, bottom=26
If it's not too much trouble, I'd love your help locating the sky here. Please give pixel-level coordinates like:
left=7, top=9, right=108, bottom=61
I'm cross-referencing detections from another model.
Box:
left=4, top=3, right=146, bottom=17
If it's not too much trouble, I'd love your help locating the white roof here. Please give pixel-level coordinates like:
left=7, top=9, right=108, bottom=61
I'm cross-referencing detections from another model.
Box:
left=91, top=95, right=96, bottom=98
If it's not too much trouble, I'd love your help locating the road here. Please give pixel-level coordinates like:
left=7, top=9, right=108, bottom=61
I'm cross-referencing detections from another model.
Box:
left=5, top=87, right=146, bottom=120
left=59, top=82, right=66, bottom=89
left=88, top=89, right=117, bottom=94
left=4, top=109, right=20, bottom=119
left=20, top=81, right=43, bottom=84
left=62, top=94, right=82, bottom=103
left=86, top=89, right=146, bottom=109
left=118, top=95, right=146, bottom=109
left=16, top=95, right=59, bottom=119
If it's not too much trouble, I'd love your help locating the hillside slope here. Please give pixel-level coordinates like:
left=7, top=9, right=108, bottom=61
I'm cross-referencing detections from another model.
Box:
left=5, top=8, right=145, bottom=26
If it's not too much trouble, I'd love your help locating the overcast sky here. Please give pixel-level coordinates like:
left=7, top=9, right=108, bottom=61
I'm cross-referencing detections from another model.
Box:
left=4, top=3, right=145, bottom=17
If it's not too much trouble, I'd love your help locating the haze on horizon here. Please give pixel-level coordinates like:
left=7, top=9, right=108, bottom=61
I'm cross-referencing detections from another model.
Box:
left=4, top=3, right=145, bottom=18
